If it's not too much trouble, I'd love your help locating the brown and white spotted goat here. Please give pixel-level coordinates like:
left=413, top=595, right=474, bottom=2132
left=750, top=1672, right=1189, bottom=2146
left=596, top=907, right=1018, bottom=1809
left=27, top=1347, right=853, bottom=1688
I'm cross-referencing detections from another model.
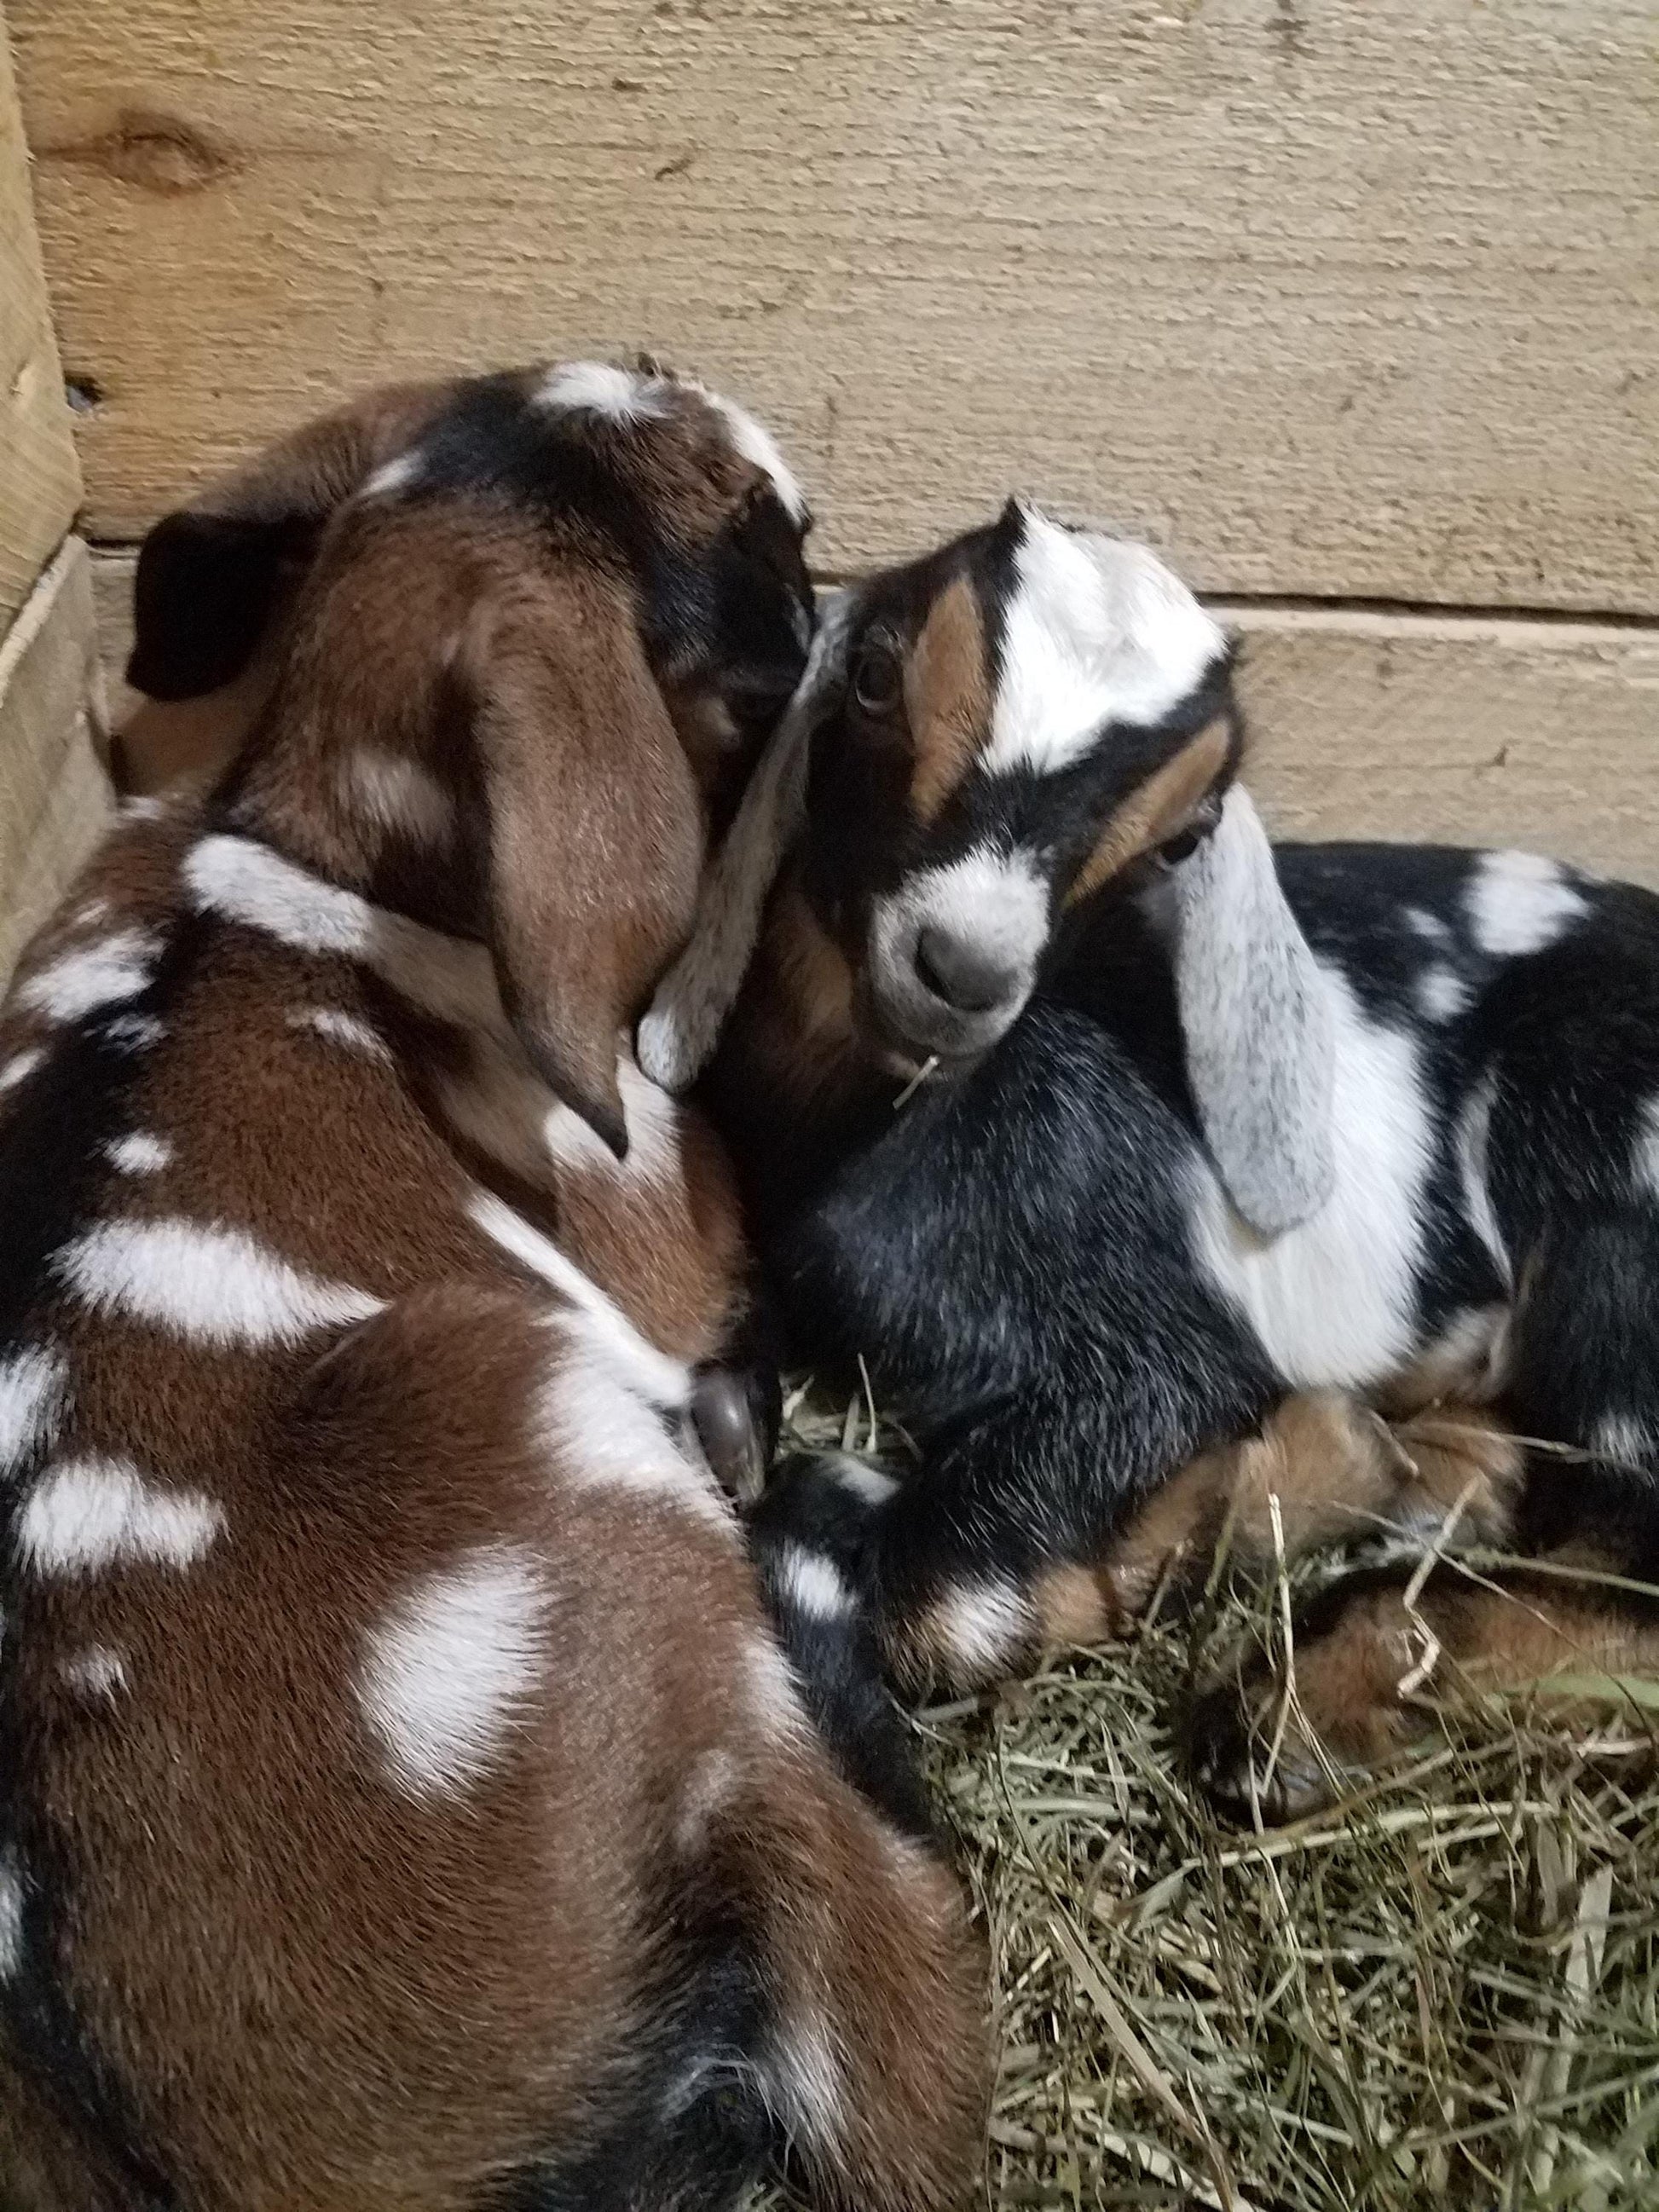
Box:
left=0, top=365, right=986, bottom=2212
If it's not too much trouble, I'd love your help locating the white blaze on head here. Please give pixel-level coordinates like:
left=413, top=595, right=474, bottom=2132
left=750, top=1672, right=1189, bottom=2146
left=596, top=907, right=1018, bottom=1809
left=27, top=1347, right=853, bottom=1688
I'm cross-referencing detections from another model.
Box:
left=536, top=361, right=671, bottom=424
left=986, top=509, right=1224, bottom=778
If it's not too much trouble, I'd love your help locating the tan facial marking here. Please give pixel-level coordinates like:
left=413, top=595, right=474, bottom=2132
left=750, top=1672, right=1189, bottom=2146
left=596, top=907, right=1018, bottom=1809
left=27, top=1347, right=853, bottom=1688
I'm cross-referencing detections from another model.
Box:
left=905, top=576, right=993, bottom=825
left=1064, top=715, right=1232, bottom=909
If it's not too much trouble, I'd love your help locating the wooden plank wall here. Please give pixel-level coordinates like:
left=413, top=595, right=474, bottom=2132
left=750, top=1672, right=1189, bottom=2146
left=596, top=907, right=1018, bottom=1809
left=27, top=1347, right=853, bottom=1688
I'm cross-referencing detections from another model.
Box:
left=9, top=0, right=1657, bottom=877
left=0, top=4, right=107, bottom=985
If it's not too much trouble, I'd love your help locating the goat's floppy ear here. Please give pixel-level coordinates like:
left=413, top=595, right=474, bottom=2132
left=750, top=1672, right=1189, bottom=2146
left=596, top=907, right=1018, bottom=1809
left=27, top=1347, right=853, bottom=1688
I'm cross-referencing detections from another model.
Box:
left=638, top=591, right=853, bottom=1091
left=1172, top=785, right=1336, bottom=1237
left=127, top=383, right=444, bottom=700
left=472, top=579, right=704, bottom=1155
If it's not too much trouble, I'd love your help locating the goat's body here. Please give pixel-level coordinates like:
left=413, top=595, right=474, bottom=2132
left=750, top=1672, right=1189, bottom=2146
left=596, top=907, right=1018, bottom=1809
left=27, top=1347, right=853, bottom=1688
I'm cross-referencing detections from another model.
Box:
left=0, top=803, right=983, bottom=2211
left=722, top=841, right=1659, bottom=1664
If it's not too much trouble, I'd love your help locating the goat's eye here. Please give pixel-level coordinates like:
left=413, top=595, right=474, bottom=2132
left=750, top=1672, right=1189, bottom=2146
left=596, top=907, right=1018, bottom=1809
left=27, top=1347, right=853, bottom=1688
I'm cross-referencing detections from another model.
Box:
left=852, top=643, right=902, bottom=717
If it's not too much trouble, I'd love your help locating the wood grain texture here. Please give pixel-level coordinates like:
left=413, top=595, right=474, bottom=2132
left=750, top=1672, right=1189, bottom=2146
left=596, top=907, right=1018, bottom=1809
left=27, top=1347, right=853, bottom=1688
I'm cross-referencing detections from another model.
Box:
left=13, top=0, right=1657, bottom=609
left=89, top=546, right=1657, bottom=887
left=0, top=8, right=81, bottom=633
left=0, top=536, right=111, bottom=988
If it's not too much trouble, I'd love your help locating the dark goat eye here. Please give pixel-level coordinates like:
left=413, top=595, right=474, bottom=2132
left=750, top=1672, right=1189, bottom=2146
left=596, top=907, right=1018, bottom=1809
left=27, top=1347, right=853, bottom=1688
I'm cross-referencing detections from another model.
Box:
left=852, top=643, right=902, bottom=716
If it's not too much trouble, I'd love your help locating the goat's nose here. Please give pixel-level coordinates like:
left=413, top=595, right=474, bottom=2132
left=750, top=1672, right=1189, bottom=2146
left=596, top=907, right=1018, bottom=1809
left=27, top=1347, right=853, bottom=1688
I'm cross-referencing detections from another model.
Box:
left=914, top=926, right=1024, bottom=1014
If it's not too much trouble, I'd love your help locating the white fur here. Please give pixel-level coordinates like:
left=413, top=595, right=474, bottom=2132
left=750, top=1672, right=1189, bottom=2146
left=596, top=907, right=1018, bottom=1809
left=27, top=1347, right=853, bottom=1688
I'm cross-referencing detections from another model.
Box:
left=772, top=2008, right=847, bottom=2147
left=361, top=452, right=422, bottom=499
left=358, top=1546, right=547, bottom=1794
left=985, top=509, right=1223, bottom=777
left=1188, top=965, right=1434, bottom=1388
left=1416, top=964, right=1471, bottom=1023
left=0, top=1852, right=20, bottom=1981
left=0, top=1345, right=66, bottom=1478
left=1406, top=907, right=1451, bottom=947
left=106, top=1131, right=173, bottom=1175
left=776, top=1545, right=855, bottom=1621
left=287, top=1006, right=392, bottom=1061
left=17, top=930, right=159, bottom=1024
left=827, top=1453, right=900, bottom=1508
left=873, top=846, right=1050, bottom=995
left=701, top=390, right=810, bottom=525
left=1635, top=1099, right=1659, bottom=1199
left=341, top=749, right=454, bottom=846
left=0, top=1047, right=44, bottom=1096
left=746, top=1635, right=810, bottom=1742
left=20, top=1456, right=223, bottom=1574
left=61, top=1646, right=130, bottom=1699
left=1410, top=1304, right=1512, bottom=1403
left=676, top=1747, right=739, bottom=1855
left=931, top=1580, right=1030, bottom=1675
left=540, top=1329, right=729, bottom=1532
left=1454, top=1072, right=1512, bottom=1286
left=537, top=361, right=668, bottom=423
left=73, top=898, right=112, bottom=931
left=1172, top=788, right=1337, bottom=1238
left=639, top=596, right=853, bottom=1091
left=1466, top=851, right=1588, bottom=959
left=1593, top=1414, right=1652, bottom=1470
left=55, top=1217, right=384, bottom=1348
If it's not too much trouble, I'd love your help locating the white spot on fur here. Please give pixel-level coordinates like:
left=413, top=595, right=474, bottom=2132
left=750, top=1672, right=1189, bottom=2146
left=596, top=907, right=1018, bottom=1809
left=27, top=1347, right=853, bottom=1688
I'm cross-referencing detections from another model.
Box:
left=1406, top=907, right=1450, bottom=947
left=61, top=1646, right=129, bottom=1699
left=1454, top=1072, right=1511, bottom=1288
left=120, top=796, right=165, bottom=824
left=17, top=930, right=159, bottom=1024
left=540, top=1324, right=728, bottom=1531
left=746, top=1636, right=810, bottom=1742
left=1635, top=1099, right=1659, bottom=1199
left=701, top=390, right=810, bottom=525
left=0, top=1347, right=66, bottom=1479
left=827, top=1453, right=899, bottom=1508
left=1189, top=967, right=1435, bottom=1387
left=72, top=898, right=112, bottom=931
left=1593, top=1414, right=1652, bottom=1470
left=1416, top=964, right=1471, bottom=1023
left=929, top=1580, right=1031, bottom=1677
left=538, top=361, right=668, bottom=423
left=106, top=1131, right=172, bottom=1175
left=20, top=1456, right=223, bottom=1574
left=776, top=1545, right=854, bottom=1620
left=102, top=1014, right=164, bottom=1051
left=986, top=509, right=1224, bottom=777
left=341, top=749, right=454, bottom=847
left=772, top=2007, right=846, bottom=2149
left=358, top=1547, right=546, bottom=1794
left=55, top=1218, right=384, bottom=1349
left=361, top=452, right=422, bottom=499
left=1466, top=851, right=1587, bottom=959
left=286, top=1006, right=392, bottom=1062
left=0, top=1047, right=44, bottom=1096
left=676, top=1747, right=739, bottom=1854
left=0, top=1852, right=20, bottom=1980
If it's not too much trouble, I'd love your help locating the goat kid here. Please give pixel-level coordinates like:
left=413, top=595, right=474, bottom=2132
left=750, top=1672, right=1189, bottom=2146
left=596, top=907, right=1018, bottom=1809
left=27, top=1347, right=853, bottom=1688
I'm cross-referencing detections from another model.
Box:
left=643, top=497, right=1659, bottom=1820
left=0, top=364, right=986, bottom=2211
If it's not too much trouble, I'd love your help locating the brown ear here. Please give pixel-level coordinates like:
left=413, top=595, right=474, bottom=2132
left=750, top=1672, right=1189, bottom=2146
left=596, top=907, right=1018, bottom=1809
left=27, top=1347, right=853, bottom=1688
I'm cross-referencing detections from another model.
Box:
left=469, top=574, right=704, bottom=1157
left=127, top=381, right=447, bottom=701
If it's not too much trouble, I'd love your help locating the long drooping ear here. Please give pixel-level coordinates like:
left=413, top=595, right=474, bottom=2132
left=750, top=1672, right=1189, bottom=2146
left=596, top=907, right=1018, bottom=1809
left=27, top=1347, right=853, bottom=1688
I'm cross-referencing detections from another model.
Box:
left=638, top=591, right=854, bottom=1091
left=471, top=576, right=704, bottom=1155
left=127, top=383, right=445, bottom=700
left=1172, top=785, right=1336, bottom=1237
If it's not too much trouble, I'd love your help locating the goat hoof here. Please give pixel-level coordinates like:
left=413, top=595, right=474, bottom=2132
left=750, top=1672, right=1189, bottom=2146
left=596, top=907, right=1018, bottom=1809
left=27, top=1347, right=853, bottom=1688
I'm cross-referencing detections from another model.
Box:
left=1185, top=1680, right=1334, bottom=1827
left=690, top=1367, right=771, bottom=1504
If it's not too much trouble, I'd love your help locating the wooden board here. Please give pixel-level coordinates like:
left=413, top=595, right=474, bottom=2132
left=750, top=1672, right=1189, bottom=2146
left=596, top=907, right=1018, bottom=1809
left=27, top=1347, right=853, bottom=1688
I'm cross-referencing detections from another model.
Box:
left=89, top=546, right=1658, bottom=888
left=0, top=8, right=80, bottom=632
left=0, top=536, right=111, bottom=988
left=13, top=0, right=1658, bottom=611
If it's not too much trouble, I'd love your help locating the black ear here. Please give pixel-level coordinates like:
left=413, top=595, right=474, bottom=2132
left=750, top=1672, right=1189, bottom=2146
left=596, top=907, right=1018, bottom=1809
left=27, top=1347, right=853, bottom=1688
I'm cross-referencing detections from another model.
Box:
left=127, top=509, right=315, bottom=700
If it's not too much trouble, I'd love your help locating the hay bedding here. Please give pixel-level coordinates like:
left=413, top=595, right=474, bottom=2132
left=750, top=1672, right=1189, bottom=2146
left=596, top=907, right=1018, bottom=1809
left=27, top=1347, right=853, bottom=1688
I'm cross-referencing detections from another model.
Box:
left=752, top=1392, right=1659, bottom=2212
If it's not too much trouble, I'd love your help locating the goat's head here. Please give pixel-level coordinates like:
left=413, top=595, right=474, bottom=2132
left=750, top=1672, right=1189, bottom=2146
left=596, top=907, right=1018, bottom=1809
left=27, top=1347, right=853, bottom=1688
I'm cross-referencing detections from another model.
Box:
left=645, top=498, right=1336, bottom=1235
left=128, top=360, right=815, bottom=1156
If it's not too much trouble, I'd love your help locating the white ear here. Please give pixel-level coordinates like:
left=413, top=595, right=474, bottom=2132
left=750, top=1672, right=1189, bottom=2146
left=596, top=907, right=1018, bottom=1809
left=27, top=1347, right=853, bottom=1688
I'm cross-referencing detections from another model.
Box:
left=638, top=592, right=853, bottom=1092
left=1173, top=785, right=1335, bottom=1236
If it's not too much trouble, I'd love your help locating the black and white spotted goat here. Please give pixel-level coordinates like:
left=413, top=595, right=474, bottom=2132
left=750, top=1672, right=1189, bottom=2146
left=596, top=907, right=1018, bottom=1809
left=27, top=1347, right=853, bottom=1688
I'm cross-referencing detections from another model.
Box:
left=641, top=500, right=1659, bottom=1816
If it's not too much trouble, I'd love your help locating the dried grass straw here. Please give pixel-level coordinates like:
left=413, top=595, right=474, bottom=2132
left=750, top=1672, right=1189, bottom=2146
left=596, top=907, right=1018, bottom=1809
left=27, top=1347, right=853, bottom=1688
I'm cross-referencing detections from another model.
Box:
left=751, top=1390, right=1659, bottom=2211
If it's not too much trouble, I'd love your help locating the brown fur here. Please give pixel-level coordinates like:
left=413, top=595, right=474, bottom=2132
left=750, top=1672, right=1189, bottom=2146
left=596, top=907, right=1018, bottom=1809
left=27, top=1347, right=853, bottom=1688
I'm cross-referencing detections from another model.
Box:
left=0, top=374, right=986, bottom=2209
left=1063, top=717, right=1234, bottom=909
left=905, top=576, right=993, bottom=826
